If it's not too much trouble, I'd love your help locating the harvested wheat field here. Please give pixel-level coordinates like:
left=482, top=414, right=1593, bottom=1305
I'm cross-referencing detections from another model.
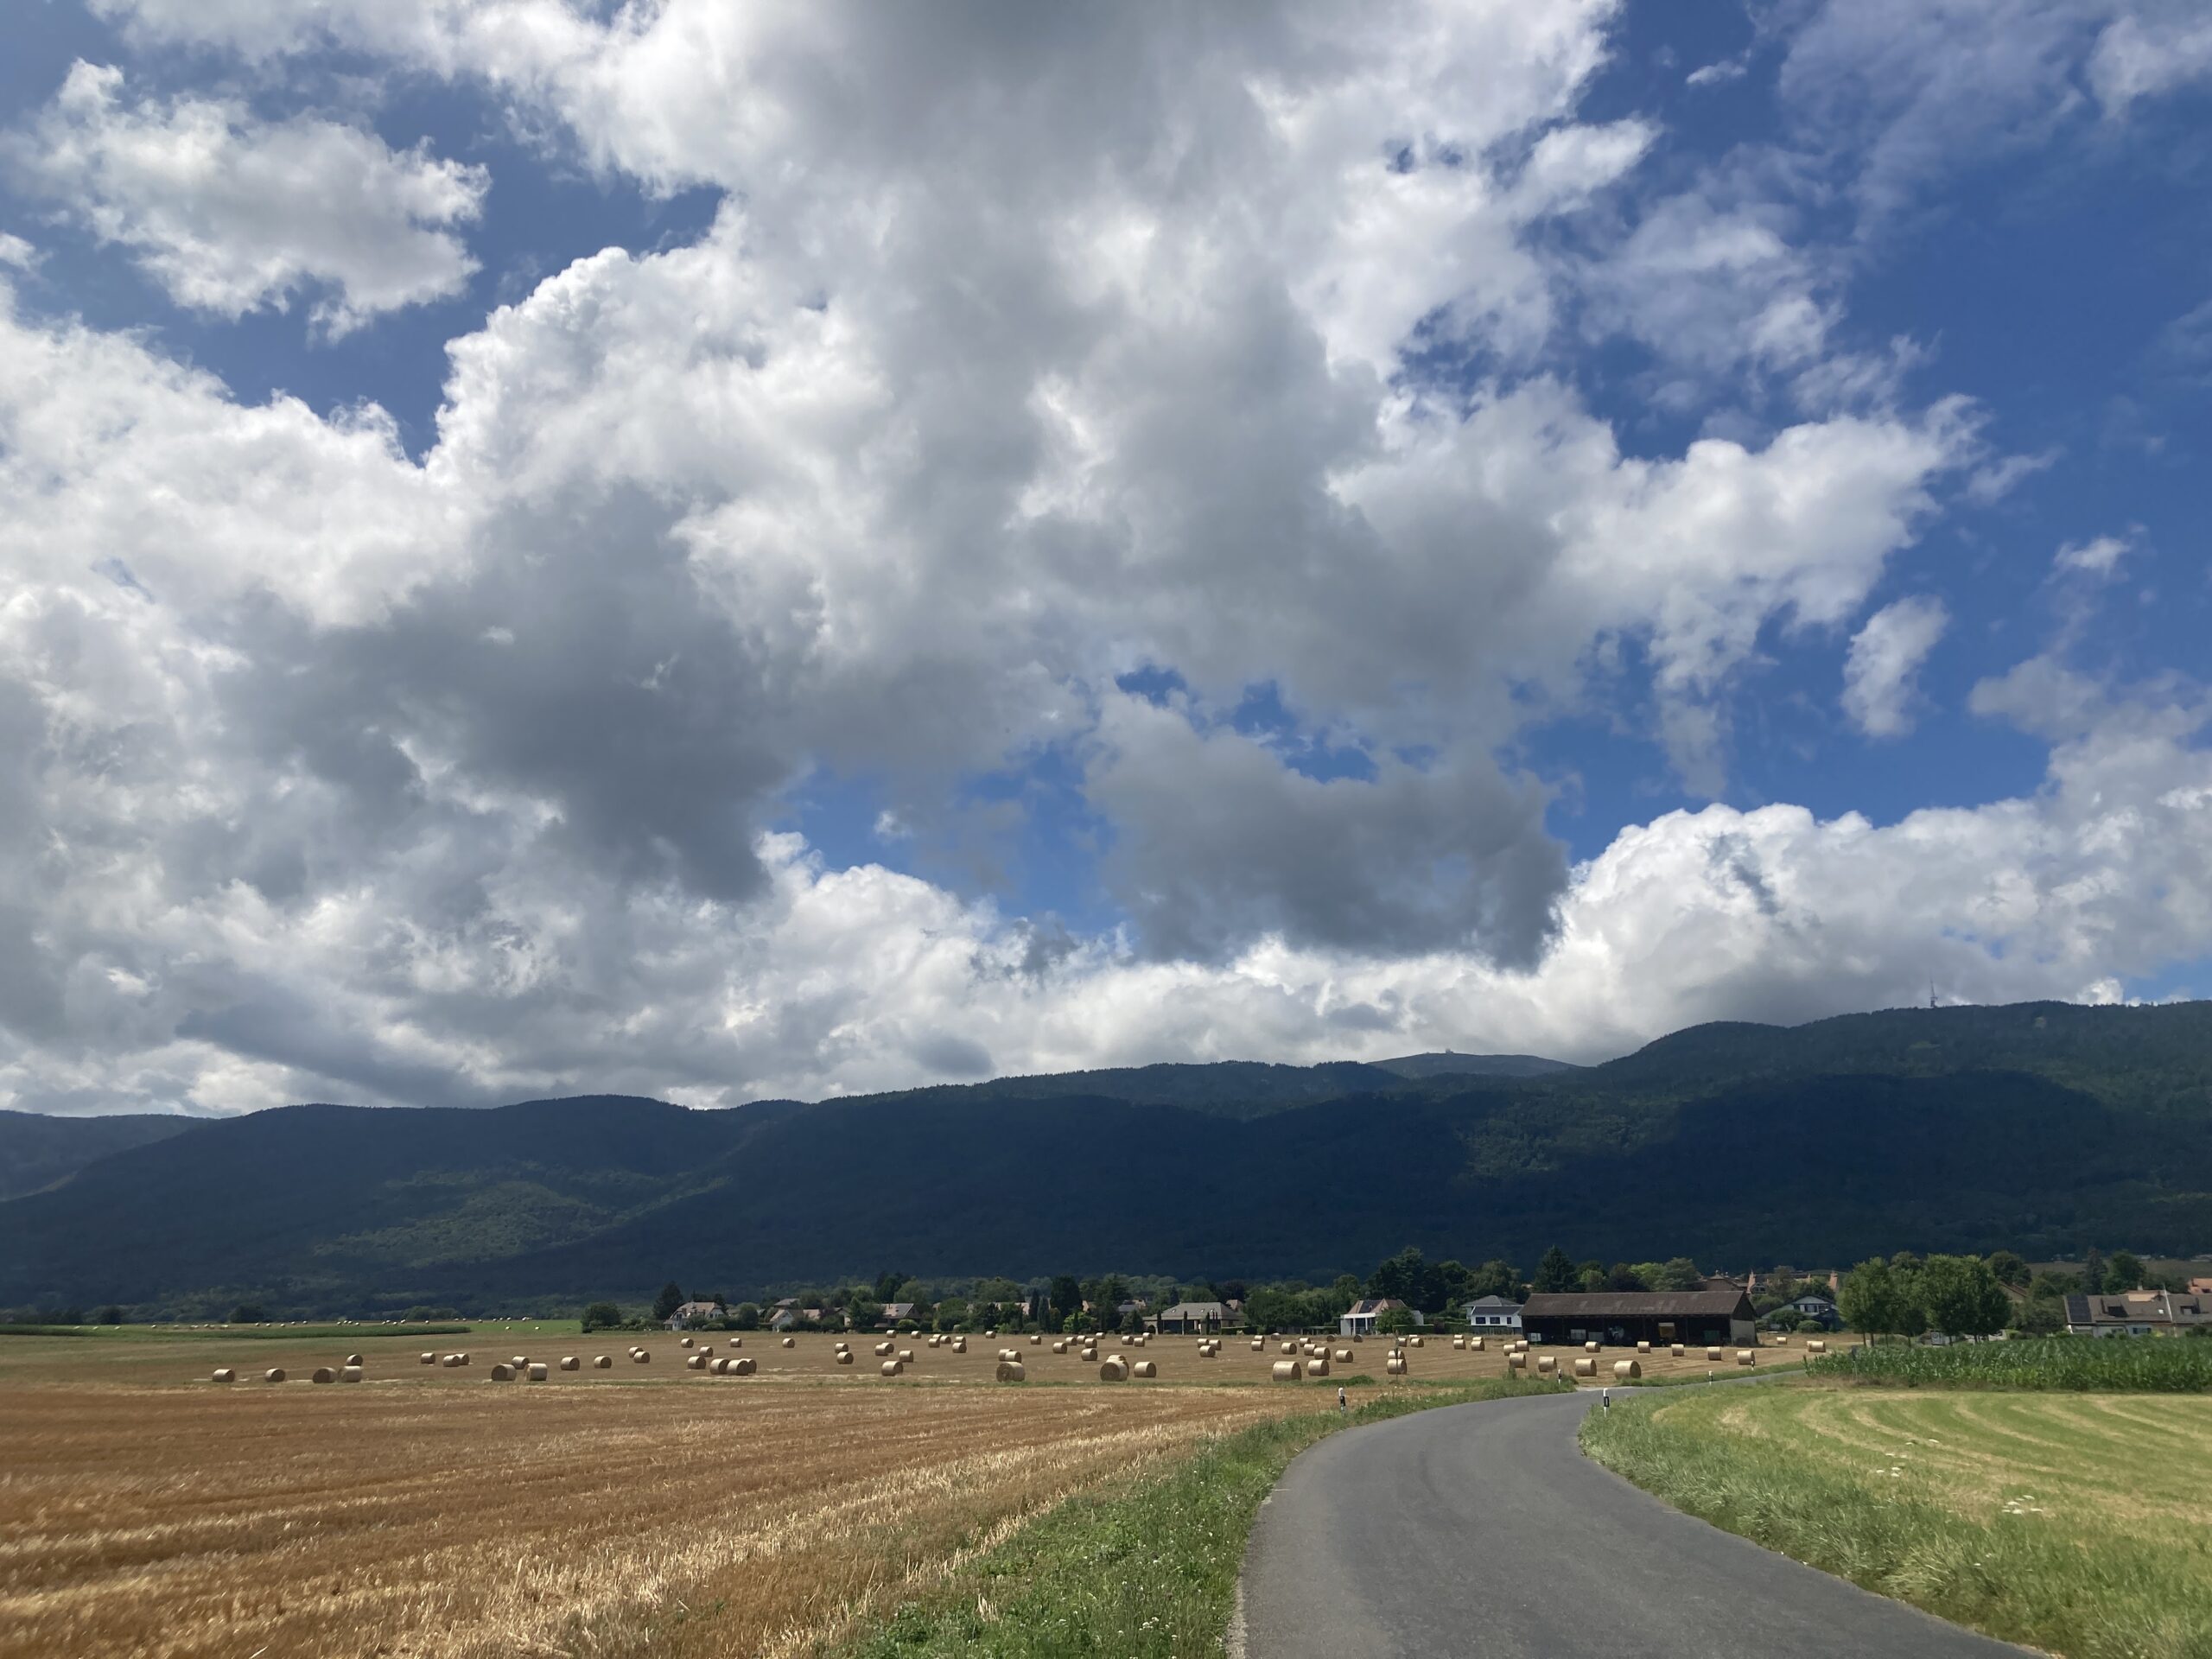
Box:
left=0, top=1326, right=1773, bottom=1658
left=0, top=1360, right=1309, bottom=1659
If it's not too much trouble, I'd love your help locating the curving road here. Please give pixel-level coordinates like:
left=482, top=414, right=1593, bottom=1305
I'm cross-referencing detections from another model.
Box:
left=1236, top=1388, right=2024, bottom=1658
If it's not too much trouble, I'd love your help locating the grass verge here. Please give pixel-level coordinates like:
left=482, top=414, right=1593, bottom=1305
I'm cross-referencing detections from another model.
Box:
left=1581, top=1384, right=2212, bottom=1659
left=835, top=1379, right=1566, bottom=1658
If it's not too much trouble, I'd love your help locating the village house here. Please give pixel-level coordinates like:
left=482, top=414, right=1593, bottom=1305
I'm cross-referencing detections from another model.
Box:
left=1155, top=1300, right=1238, bottom=1333
left=1773, top=1293, right=1842, bottom=1329
left=1462, top=1294, right=1522, bottom=1332
left=664, top=1300, right=723, bottom=1330
left=1339, top=1297, right=1423, bottom=1337
left=2064, top=1288, right=2212, bottom=1337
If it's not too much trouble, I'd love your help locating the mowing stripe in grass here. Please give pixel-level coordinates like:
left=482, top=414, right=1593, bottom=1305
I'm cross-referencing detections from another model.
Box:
left=1582, top=1388, right=2212, bottom=1659
left=833, top=1379, right=1566, bottom=1658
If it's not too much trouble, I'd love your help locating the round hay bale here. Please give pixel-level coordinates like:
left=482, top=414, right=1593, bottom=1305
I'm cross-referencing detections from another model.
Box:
left=1052, top=1340, right=1068, bottom=1354
left=926, top=1333, right=941, bottom=1347
left=1099, top=1355, right=1130, bottom=1381
left=1251, top=1338, right=1265, bottom=1351
left=212, top=1368, right=235, bottom=1383
left=1133, top=1359, right=1158, bottom=1378
left=420, top=1351, right=436, bottom=1364
left=1736, top=1350, right=1756, bottom=1366
left=1671, top=1344, right=1685, bottom=1357
left=264, top=1368, right=286, bottom=1383
left=1079, top=1345, right=1097, bottom=1362
left=1028, top=1333, right=1041, bottom=1344
left=686, top=1353, right=708, bottom=1370
left=345, top=1353, right=363, bottom=1366
left=732, top=1357, right=756, bottom=1376
left=1452, top=1335, right=1465, bottom=1349
left=440, top=1353, right=460, bottom=1369
left=527, top=1363, right=549, bottom=1382
left=1807, top=1339, right=1827, bottom=1354
left=512, top=1356, right=529, bottom=1369
left=1385, top=1356, right=1407, bottom=1376
left=995, top=1360, right=1027, bottom=1382
left=709, top=1357, right=730, bottom=1374
left=898, top=1349, right=915, bottom=1363
left=1471, top=1336, right=1485, bottom=1351
left=594, top=1355, right=613, bottom=1369
left=880, top=1359, right=902, bottom=1376
left=1334, top=1348, right=1353, bottom=1363
left=1636, top=1340, right=1652, bottom=1354
left=727, top=1337, right=741, bottom=1348
left=1572, top=1357, right=1596, bottom=1377
left=1584, top=1340, right=1601, bottom=1354
left=836, top=1349, right=855, bottom=1364
left=782, top=1337, right=796, bottom=1349
left=560, top=1357, right=579, bottom=1371
left=1270, top=1359, right=1302, bottom=1381
left=874, top=1340, right=894, bottom=1357
left=997, top=1348, right=1017, bottom=1363
left=680, top=1336, right=694, bottom=1348
left=1538, top=1355, right=1560, bottom=1375
left=1706, top=1347, right=1724, bottom=1362
left=489, top=1363, right=514, bottom=1382
left=1304, top=1356, right=1330, bottom=1377
left=1613, top=1359, right=1642, bottom=1381
left=984, top=1330, right=996, bottom=1338
left=1409, top=1335, right=1424, bottom=1347
left=1508, top=1352, right=1526, bottom=1370
left=1279, top=1341, right=1297, bottom=1355
left=311, top=1367, right=335, bottom=1384
left=632, top=1350, right=650, bottom=1364
left=340, top=1365, right=363, bottom=1383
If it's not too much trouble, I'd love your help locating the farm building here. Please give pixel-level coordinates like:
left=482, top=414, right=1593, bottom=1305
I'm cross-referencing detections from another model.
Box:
left=1463, top=1294, right=1522, bottom=1332
left=1519, top=1288, right=1756, bottom=1348
left=1155, top=1300, right=1238, bottom=1333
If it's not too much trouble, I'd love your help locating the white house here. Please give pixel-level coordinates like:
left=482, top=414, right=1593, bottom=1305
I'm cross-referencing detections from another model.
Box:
left=1463, top=1294, right=1522, bottom=1332
left=1339, top=1297, right=1424, bottom=1337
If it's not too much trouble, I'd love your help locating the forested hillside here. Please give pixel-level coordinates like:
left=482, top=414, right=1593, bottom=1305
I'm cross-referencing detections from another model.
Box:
left=2, top=1001, right=2205, bottom=1316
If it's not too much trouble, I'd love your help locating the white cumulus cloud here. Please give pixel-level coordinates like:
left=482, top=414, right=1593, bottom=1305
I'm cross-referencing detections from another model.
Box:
left=8, top=62, right=486, bottom=334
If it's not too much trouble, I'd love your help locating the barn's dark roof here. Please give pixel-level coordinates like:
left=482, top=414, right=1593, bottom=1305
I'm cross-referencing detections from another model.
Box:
left=1520, top=1290, right=1751, bottom=1319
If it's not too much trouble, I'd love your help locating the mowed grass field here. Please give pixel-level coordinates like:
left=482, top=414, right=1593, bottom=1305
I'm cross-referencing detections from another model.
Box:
left=1583, top=1382, right=2212, bottom=1659
left=0, top=1325, right=1609, bottom=1658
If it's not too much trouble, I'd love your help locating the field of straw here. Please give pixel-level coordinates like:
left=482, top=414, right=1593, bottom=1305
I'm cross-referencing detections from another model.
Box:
left=0, top=1325, right=1759, bottom=1657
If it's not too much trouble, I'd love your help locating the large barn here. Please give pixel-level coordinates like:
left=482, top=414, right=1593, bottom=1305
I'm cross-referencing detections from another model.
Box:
left=1518, top=1289, right=1757, bottom=1349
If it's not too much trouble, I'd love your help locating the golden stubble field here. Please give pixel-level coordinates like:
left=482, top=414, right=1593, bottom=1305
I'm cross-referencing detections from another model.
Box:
left=0, top=1327, right=1782, bottom=1658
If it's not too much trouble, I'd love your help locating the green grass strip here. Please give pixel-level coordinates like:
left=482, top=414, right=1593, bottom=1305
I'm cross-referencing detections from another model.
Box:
left=838, top=1378, right=1565, bottom=1658
left=1581, top=1389, right=2212, bottom=1659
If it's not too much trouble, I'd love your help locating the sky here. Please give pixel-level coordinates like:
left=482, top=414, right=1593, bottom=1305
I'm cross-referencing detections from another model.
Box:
left=0, top=0, right=2208, bottom=1117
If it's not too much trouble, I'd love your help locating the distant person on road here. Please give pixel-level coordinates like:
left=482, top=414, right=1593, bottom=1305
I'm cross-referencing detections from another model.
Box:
left=1337, top=1385, right=1346, bottom=1413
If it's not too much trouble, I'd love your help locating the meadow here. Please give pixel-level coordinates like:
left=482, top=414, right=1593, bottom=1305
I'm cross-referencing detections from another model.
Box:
left=0, top=1324, right=1600, bottom=1657
left=1582, top=1383, right=2212, bottom=1659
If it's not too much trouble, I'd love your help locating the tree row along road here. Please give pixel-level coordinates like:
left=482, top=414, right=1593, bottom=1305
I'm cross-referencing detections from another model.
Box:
left=1236, top=1389, right=2025, bottom=1658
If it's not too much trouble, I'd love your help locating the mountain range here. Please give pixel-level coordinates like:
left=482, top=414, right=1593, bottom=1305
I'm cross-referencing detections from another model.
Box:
left=3, top=1001, right=2208, bottom=1316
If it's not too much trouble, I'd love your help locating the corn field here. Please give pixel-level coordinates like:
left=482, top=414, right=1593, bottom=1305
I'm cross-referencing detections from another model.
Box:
left=1808, top=1335, right=2212, bottom=1391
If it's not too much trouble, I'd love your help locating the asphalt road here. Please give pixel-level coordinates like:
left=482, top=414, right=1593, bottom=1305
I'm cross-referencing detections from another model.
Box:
left=1236, top=1388, right=2026, bottom=1658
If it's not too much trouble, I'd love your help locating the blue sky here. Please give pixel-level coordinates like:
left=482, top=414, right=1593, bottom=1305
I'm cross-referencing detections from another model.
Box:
left=0, top=1, right=2208, bottom=1114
